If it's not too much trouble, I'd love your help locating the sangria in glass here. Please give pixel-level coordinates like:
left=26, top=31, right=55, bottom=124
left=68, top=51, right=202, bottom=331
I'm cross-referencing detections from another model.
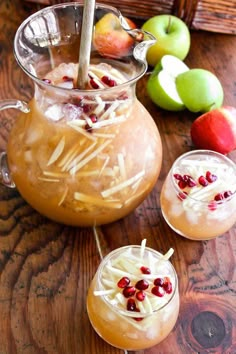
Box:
left=160, top=150, right=236, bottom=240
left=87, top=240, right=179, bottom=350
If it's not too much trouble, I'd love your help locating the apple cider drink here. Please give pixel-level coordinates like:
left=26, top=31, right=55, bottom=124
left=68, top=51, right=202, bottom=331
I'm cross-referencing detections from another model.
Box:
left=160, top=150, right=236, bottom=240
left=7, top=62, right=162, bottom=226
left=87, top=240, right=179, bottom=350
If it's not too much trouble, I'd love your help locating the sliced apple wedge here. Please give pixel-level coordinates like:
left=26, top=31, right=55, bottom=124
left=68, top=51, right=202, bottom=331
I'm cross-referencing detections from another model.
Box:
left=147, top=55, right=189, bottom=111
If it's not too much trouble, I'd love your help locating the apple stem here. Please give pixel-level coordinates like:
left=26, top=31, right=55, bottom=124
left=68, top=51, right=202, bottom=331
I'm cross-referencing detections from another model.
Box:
left=76, top=0, right=96, bottom=89
left=166, top=16, right=172, bottom=34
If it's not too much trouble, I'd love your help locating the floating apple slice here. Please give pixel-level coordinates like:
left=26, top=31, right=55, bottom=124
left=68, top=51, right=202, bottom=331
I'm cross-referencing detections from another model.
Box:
left=147, top=55, right=189, bottom=111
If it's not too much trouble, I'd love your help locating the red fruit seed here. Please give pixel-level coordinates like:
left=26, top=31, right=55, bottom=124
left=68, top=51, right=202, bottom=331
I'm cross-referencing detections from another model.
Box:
left=136, top=290, right=146, bottom=301
left=174, top=173, right=183, bottom=181
left=206, top=171, right=217, bottom=183
left=117, top=276, right=130, bottom=288
left=198, top=176, right=208, bottom=187
left=135, top=279, right=149, bottom=291
left=123, top=286, right=136, bottom=298
left=89, top=113, right=97, bottom=123
left=163, top=277, right=173, bottom=294
left=178, top=191, right=188, bottom=201
left=224, top=190, right=233, bottom=198
left=62, top=75, right=73, bottom=82
left=140, top=266, right=151, bottom=274
left=90, top=79, right=99, bottom=89
left=187, top=176, right=197, bottom=187
left=101, top=75, right=117, bottom=87
left=214, top=193, right=224, bottom=201
left=208, top=200, right=217, bottom=211
left=154, top=277, right=164, bottom=287
left=127, top=298, right=137, bottom=311
left=151, top=286, right=165, bottom=297
left=178, top=180, right=187, bottom=189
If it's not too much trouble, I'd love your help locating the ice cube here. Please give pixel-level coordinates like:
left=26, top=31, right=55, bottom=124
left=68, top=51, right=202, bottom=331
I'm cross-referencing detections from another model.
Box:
left=145, top=319, right=160, bottom=339
left=185, top=209, right=198, bottom=224
left=45, top=104, right=64, bottom=121
left=170, top=203, right=183, bottom=217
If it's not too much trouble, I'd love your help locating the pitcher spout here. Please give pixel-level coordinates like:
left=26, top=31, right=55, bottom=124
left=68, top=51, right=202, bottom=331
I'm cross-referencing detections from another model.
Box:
left=119, top=15, right=156, bottom=64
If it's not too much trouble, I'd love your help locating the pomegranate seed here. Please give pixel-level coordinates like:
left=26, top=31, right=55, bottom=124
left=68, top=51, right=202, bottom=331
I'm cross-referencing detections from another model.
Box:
left=177, top=191, right=188, bottom=201
left=182, top=174, right=191, bottom=182
left=62, top=75, right=73, bottom=82
left=140, top=266, right=151, bottom=274
left=82, top=104, right=91, bottom=113
left=135, top=279, right=149, bottom=291
left=198, top=176, right=208, bottom=186
left=101, top=75, right=117, bottom=87
left=187, top=177, right=197, bottom=187
left=123, top=286, right=136, bottom=298
left=117, top=276, right=130, bottom=288
left=224, top=190, right=233, bottom=198
left=208, top=200, right=217, bottom=211
left=151, top=286, right=165, bottom=297
left=178, top=180, right=187, bottom=189
left=90, top=79, right=99, bottom=89
left=89, top=113, right=97, bottom=123
left=136, top=290, right=146, bottom=301
left=163, top=277, right=172, bottom=294
left=127, top=298, right=136, bottom=311
left=42, top=78, right=51, bottom=84
left=214, top=193, right=224, bottom=201
left=206, top=171, right=217, bottom=183
left=174, top=173, right=183, bottom=181
left=133, top=308, right=143, bottom=321
left=85, top=123, right=92, bottom=132
left=154, top=277, right=164, bottom=287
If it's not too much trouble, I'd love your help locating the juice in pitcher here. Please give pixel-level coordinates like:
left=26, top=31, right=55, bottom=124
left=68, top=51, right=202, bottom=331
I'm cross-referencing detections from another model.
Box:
left=2, top=3, right=162, bottom=226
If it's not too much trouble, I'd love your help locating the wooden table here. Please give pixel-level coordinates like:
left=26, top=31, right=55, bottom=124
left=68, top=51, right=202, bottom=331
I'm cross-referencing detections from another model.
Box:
left=0, top=1, right=235, bottom=353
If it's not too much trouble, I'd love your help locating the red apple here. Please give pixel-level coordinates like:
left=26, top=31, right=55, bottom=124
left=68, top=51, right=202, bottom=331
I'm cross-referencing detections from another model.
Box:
left=190, top=106, right=236, bottom=154
left=93, top=13, right=136, bottom=58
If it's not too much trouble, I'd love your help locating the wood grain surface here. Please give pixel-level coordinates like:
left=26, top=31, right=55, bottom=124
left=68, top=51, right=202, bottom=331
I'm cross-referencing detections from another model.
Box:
left=0, top=1, right=236, bottom=353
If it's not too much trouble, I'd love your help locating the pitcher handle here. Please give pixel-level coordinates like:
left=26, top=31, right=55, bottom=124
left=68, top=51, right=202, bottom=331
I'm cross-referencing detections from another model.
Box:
left=0, top=99, right=30, bottom=188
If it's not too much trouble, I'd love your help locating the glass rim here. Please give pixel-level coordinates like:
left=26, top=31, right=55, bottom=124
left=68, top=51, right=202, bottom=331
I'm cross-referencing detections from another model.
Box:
left=170, top=149, right=236, bottom=205
left=95, top=244, right=178, bottom=318
left=13, top=1, right=147, bottom=95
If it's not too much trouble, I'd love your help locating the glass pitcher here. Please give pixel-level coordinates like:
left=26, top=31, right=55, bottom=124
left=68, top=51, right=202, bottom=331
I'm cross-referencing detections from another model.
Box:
left=0, top=2, right=162, bottom=226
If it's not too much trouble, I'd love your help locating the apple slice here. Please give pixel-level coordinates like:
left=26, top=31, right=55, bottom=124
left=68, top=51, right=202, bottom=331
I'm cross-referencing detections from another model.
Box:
left=176, top=69, right=224, bottom=113
left=147, top=55, right=189, bottom=111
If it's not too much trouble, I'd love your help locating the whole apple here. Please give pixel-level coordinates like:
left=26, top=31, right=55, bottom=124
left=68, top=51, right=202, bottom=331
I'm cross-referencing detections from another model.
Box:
left=191, top=106, right=236, bottom=154
left=93, top=13, right=136, bottom=58
left=141, top=15, right=190, bottom=67
left=176, top=69, right=224, bottom=113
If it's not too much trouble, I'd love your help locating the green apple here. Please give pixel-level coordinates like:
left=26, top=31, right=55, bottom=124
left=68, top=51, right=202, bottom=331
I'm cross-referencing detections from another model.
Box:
left=141, top=15, right=190, bottom=67
left=147, top=55, right=189, bottom=111
left=176, top=69, right=224, bottom=112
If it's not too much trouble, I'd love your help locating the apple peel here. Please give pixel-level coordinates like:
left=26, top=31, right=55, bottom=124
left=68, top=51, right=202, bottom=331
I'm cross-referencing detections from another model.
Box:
left=191, top=106, right=236, bottom=154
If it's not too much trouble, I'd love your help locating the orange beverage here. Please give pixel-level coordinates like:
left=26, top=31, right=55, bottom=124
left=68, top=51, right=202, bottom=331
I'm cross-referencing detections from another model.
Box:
left=7, top=62, right=162, bottom=226
left=1, top=3, right=163, bottom=226
left=87, top=241, right=179, bottom=350
left=160, top=150, right=236, bottom=240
